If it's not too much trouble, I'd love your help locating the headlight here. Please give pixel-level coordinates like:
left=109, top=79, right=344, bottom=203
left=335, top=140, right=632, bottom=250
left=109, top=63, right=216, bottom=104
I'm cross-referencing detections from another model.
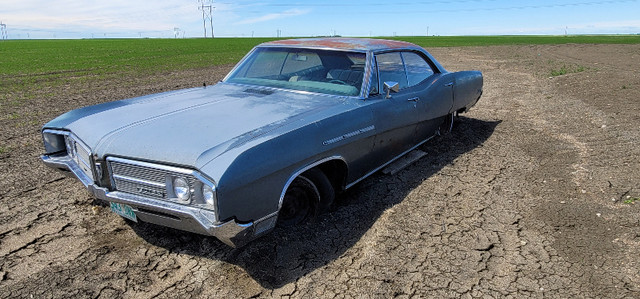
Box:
left=42, top=131, right=66, bottom=154
left=202, top=184, right=215, bottom=206
left=173, top=177, right=190, bottom=201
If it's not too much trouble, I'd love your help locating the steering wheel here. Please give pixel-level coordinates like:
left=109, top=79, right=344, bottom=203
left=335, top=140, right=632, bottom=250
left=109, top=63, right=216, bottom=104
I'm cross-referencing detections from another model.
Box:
left=328, top=79, right=348, bottom=85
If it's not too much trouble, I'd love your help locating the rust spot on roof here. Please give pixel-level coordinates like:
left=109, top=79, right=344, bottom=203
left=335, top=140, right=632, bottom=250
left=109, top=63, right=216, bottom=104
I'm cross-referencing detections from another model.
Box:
left=261, top=38, right=421, bottom=51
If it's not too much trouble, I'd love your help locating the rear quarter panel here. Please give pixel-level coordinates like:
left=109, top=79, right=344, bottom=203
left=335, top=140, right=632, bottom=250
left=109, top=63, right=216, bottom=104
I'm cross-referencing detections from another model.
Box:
left=452, top=71, right=483, bottom=113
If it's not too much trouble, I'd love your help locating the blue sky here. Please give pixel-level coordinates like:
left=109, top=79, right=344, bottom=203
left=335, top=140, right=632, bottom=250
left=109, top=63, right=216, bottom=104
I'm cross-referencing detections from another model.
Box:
left=2, top=0, right=640, bottom=39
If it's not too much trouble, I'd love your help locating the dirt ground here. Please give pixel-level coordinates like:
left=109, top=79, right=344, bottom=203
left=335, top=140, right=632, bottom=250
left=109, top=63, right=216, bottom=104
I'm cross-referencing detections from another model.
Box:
left=1, top=43, right=639, bottom=298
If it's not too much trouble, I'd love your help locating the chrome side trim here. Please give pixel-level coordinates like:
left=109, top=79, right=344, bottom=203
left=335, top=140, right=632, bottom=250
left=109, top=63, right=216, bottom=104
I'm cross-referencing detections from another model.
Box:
left=278, top=156, right=347, bottom=210
left=345, top=134, right=436, bottom=189
left=323, top=125, right=375, bottom=146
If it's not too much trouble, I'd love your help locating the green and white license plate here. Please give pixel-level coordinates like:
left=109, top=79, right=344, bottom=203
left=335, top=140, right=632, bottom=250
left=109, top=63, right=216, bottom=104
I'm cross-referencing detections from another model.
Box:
left=110, top=202, right=137, bottom=222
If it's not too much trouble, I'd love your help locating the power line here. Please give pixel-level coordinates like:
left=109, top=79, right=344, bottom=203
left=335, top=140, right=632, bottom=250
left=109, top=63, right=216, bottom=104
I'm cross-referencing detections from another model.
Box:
left=219, top=0, right=501, bottom=6
left=0, top=21, right=7, bottom=40
left=224, top=0, right=638, bottom=13
left=198, top=0, right=215, bottom=38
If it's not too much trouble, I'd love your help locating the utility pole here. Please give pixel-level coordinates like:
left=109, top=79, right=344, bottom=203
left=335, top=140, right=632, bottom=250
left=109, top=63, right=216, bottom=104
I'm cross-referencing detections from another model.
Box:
left=0, top=21, right=8, bottom=40
left=198, top=0, right=215, bottom=38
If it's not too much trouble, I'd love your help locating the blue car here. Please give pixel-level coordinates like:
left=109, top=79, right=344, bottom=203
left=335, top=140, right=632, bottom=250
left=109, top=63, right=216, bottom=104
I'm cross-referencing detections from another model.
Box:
left=41, top=38, right=483, bottom=247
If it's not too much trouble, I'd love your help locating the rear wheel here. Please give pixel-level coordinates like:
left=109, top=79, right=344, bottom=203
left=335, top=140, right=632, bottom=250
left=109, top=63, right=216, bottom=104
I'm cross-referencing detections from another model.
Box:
left=438, top=111, right=457, bottom=135
left=278, top=168, right=334, bottom=227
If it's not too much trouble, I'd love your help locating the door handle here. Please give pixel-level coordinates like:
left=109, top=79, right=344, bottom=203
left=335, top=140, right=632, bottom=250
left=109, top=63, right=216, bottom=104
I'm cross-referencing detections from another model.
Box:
left=444, top=82, right=454, bottom=87
left=407, top=97, right=419, bottom=102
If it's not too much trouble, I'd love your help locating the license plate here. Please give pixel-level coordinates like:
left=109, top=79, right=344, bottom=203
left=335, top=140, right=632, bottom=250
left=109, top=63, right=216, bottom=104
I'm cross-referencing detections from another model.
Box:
left=110, top=202, right=137, bottom=222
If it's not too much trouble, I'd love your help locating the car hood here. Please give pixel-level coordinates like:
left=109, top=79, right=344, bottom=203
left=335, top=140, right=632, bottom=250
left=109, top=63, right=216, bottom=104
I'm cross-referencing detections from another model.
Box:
left=45, top=83, right=344, bottom=167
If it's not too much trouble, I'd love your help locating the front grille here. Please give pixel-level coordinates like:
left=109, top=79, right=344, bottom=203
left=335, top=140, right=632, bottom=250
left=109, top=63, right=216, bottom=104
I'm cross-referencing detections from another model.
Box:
left=112, top=177, right=168, bottom=199
left=108, top=158, right=197, bottom=200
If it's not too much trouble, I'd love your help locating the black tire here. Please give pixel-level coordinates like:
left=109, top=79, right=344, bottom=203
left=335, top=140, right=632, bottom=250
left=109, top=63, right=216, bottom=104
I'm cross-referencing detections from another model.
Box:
left=278, top=168, right=334, bottom=227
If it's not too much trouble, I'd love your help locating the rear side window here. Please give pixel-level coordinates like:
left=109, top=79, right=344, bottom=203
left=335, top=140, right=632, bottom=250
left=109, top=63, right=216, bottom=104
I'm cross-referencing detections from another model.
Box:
left=376, top=52, right=408, bottom=89
left=374, top=51, right=436, bottom=92
left=401, top=52, right=434, bottom=86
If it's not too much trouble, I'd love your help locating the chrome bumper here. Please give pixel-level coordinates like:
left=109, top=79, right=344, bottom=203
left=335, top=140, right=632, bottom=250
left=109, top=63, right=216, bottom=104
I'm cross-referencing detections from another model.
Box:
left=41, top=154, right=264, bottom=248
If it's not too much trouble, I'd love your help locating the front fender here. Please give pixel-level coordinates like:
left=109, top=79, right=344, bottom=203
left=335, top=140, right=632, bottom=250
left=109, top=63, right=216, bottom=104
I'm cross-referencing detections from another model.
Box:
left=207, top=106, right=376, bottom=223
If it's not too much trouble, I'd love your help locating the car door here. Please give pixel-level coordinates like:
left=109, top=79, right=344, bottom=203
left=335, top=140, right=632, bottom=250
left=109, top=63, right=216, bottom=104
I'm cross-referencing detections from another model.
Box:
left=367, top=51, right=423, bottom=166
left=400, top=51, right=454, bottom=141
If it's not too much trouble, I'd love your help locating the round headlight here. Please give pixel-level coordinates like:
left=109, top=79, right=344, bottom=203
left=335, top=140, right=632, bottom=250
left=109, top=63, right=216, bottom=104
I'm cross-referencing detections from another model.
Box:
left=173, top=177, right=190, bottom=201
left=202, top=184, right=215, bottom=206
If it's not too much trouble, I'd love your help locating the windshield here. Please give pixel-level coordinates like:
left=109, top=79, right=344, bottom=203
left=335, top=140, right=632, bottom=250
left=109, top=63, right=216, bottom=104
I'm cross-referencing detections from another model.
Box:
left=225, top=47, right=366, bottom=97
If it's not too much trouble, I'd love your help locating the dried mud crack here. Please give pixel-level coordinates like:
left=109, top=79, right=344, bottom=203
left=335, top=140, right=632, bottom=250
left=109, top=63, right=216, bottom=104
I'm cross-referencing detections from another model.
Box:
left=1, top=44, right=639, bottom=298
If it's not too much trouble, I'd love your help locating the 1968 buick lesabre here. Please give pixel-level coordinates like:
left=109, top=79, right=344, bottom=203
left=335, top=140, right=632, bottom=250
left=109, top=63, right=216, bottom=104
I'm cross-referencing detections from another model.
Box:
left=41, top=38, right=483, bottom=247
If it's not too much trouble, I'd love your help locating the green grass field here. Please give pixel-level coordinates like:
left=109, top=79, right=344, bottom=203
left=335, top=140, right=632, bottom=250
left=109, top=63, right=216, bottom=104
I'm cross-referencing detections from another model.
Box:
left=1, top=35, right=639, bottom=96
left=2, top=35, right=640, bottom=77
left=0, top=38, right=277, bottom=77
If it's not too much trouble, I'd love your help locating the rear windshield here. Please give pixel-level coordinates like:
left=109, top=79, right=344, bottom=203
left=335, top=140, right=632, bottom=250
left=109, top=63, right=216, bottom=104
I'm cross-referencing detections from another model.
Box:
left=226, top=47, right=366, bottom=97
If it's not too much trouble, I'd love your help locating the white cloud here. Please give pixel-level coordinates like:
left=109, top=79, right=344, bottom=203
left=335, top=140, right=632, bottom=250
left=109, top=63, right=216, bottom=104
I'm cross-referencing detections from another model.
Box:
left=2, top=0, right=224, bottom=36
left=234, top=8, right=310, bottom=25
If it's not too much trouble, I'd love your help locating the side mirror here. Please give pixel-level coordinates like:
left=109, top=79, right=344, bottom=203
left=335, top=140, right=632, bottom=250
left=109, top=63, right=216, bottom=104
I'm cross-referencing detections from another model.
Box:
left=383, top=81, right=399, bottom=99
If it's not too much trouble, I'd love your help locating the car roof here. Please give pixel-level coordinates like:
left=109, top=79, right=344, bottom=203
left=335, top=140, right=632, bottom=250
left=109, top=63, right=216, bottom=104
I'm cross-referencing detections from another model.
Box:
left=259, top=38, right=423, bottom=52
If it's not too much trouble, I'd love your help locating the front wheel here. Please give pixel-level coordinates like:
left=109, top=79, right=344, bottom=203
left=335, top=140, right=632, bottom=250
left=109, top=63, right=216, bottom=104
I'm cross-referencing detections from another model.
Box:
left=278, top=168, right=334, bottom=227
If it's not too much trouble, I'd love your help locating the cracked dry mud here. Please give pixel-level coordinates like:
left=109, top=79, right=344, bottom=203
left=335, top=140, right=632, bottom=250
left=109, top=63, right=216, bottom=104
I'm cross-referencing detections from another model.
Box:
left=1, top=44, right=639, bottom=298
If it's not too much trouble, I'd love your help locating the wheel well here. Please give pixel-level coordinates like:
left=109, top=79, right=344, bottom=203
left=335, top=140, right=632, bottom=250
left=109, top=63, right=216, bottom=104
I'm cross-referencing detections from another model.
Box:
left=311, top=159, right=348, bottom=193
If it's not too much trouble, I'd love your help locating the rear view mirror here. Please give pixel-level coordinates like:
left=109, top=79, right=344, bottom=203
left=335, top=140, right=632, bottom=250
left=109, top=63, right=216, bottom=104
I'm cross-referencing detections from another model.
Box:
left=383, top=81, right=399, bottom=98
left=292, top=54, right=307, bottom=61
